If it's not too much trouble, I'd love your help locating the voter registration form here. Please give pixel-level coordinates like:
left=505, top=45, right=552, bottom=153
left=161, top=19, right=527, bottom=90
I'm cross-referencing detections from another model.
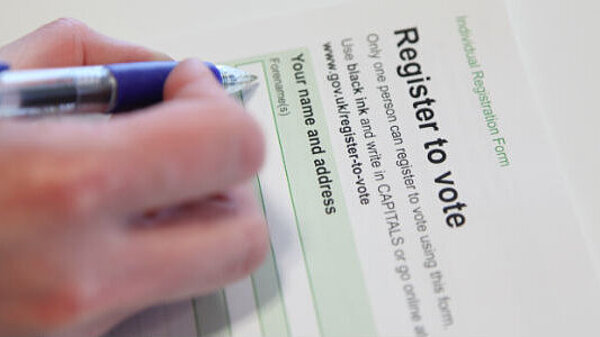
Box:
left=107, top=0, right=600, bottom=336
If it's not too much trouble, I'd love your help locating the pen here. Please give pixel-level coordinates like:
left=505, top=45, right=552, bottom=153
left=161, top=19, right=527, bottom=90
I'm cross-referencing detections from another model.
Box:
left=0, top=61, right=257, bottom=118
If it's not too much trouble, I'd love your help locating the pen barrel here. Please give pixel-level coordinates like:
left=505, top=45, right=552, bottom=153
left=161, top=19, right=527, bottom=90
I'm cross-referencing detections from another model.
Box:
left=0, top=66, right=115, bottom=117
left=104, top=62, right=222, bottom=113
left=0, top=61, right=252, bottom=118
left=105, top=61, right=176, bottom=112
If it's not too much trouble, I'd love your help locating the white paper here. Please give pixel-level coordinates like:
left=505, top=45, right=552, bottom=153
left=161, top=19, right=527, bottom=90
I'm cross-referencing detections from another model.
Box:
left=108, top=1, right=600, bottom=336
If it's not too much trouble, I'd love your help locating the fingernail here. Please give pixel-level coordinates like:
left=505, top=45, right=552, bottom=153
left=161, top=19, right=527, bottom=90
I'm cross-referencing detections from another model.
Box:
left=151, top=50, right=174, bottom=61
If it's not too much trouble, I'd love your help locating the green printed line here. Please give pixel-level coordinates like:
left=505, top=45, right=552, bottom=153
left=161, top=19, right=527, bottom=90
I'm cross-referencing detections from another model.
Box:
left=235, top=53, right=376, bottom=336
left=250, top=271, right=266, bottom=337
left=239, top=80, right=291, bottom=337
left=237, top=58, right=323, bottom=333
left=301, top=51, right=376, bottom=336
left=234, top=60, right=267, bottom=67
left=222, top=291, right=232, bottom=337
left=255, top=177, right=292, bottom=337
left=258, top=59, right=325, bottom=336
left=192, top=291, right=231, bottom=337
left=191, top=299, right=201, bottom=337
left=243, top=89, right=267, bottom=337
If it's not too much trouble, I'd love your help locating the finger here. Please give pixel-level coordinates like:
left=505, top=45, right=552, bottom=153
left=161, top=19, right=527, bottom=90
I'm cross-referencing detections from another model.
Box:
left=97, top=59, right=264, bottom=214
left=0, top=60, right=263, bottom=221
left=0, top=18, right=170, bottom=69
left=110, top=185, right=268, bottom=307
left=163, top=56, right=226, bottom=101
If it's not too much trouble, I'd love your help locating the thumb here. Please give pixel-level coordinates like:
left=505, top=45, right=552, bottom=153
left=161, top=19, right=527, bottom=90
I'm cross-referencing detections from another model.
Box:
left=0, top=18, right=171, bottom=69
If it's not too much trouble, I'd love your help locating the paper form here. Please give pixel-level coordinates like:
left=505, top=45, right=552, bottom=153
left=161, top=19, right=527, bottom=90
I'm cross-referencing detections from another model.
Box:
left=107, top=0, right=600, bottom=336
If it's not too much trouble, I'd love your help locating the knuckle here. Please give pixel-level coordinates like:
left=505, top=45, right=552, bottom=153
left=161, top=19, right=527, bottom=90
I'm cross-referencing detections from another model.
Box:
left=46, top=17, right=89, bottom=33
left=40, top=18, right=90, bottom=62
left=44, top=285, right=91, bottom=330
left=37, top=164, right=108, bottom=219
left=26, top=276, right=95, bottom=331
left=64, top=174, right=107, bottom=217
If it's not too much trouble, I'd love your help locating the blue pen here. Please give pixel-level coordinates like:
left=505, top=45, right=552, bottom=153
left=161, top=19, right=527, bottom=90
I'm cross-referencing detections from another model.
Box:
left=0, top=61, right=257, bottom=118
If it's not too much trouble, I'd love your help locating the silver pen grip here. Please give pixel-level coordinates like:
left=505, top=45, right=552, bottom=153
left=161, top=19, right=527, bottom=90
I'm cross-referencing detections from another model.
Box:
left=0, top=66, right=116, bottom=118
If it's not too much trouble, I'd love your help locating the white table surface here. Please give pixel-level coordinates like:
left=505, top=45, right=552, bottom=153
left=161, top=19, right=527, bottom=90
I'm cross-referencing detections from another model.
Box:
left=1, top=0, right=598, bottom=252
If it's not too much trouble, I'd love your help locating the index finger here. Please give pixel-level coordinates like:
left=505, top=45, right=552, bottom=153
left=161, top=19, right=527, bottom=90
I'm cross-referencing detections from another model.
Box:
left=0, top=59, right=264, bottom=218
left=0, top=18, right=170, bottom=69
left=99, top=60, right=264, bottom=214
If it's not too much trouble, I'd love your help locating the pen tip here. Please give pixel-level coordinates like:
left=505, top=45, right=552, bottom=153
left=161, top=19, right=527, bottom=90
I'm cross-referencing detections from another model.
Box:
left=215, top=65, right=260, bottom=94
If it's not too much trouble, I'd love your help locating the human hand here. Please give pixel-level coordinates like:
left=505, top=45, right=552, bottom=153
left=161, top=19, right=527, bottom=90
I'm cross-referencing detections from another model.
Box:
left=0, top=19, right=267, bottom=337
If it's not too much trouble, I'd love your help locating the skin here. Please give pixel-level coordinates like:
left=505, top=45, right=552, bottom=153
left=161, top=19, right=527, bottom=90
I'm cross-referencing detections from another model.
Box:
left=0, top=18, right=268, bottom=337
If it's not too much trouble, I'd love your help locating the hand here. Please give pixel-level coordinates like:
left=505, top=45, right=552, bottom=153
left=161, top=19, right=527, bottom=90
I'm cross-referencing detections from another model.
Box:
left=0, top=19, right=267, bottom=337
